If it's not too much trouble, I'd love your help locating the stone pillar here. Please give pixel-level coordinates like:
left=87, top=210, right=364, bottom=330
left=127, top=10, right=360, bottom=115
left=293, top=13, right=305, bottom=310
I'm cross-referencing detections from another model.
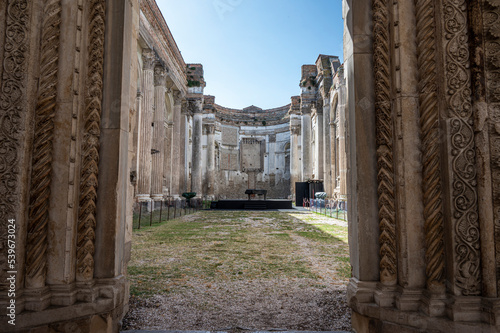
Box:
left=151, top=64, right=167, bottom=200
left=289, top=96, right=301, bottom=199
left=343, top=0, right=380, bottom=288
left=170, top=92, right=183, bottom=197
left=322, top=97, right=332, bottom=195
left=205, top=122, right=216, bottom=197
left=164, top=120, right=173, bottom=195
left=301, top=101, right=313, bottom=181
left=189, top=98, right=204, bottom=197
left=136, top=50, right=155, bottom=201
left=337, top=77, right=347, bottom=197
left=315, top=102, right=324, bottom=181
left=179, top=104, right=188, bottom=194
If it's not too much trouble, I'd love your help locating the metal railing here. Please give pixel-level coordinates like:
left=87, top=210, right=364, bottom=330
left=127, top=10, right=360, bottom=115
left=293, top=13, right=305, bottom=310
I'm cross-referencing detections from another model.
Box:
left=303, top=198, right=348, bottom=221
left=133, top=196, right=213, bottom=229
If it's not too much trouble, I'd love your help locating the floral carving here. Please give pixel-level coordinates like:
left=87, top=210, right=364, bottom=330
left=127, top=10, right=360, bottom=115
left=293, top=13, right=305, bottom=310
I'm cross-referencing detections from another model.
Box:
left=442, top=0, right=481, bottom=296
left=0, top=0, right=30, bottom=290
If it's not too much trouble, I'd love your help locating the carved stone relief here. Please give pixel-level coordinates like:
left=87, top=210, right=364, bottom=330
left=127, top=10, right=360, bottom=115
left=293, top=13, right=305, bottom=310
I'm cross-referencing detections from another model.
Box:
left=24, top=0, right=61, bottom=289
left=77, top=0, right=106, bottom=281
left=373, top=0, right=397, bottom=285
left=442, top=0, right=481, bottom=296
left=0, top=0, right=31, bottom=290
left=482, top=0, right=500, bottom=293
left=414, top=0, right=445, bottom=291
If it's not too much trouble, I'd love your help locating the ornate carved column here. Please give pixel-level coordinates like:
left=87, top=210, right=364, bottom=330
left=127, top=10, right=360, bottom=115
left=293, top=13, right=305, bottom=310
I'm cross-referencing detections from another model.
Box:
left=151, top=64, right=167, bottom=200
left=372, top=0, right=398, bottom=289
left=136, top=50, right=155, bottom=201
left=25, top=0, right=61, bottom=294
left=189, top=98, right=204, bottom=197
left=170, top=92, right=183, bottom=197
left=440, top=0, right=482, bottom=298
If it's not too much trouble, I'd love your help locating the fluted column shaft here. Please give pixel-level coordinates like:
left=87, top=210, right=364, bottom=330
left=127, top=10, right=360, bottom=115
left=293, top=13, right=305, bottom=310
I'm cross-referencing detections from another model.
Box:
left=315, top=108, right=324, bottom=180
left=170, top=95, right=182, bottom=197
left=151, top=65, right=167, bottom=200
left=301, top=108, right=313, bottom=181
left=206, top=123, right=216, bottom=197
left=164, top=121, right=173, bottom=195
left=136, top=51, right=155, bottom=200
left=190, top=98, right=203, bottom=196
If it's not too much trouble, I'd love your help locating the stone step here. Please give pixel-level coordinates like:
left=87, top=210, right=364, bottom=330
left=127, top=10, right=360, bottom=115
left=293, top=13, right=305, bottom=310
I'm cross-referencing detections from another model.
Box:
left=243, top=202, right=268, bottom=210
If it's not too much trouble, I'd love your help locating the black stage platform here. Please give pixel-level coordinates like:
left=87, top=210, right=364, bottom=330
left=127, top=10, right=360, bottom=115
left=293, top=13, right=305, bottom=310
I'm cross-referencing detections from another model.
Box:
left=212, top=200, right=292, bottom=210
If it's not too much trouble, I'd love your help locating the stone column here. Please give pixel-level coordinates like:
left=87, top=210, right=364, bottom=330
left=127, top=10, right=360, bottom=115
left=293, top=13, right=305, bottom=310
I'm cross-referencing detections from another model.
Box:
left=151, top=64, right=167, bottom=200
left=170, top=92, right=183, bottom=197
left=179, top=103, right=188, bottom=194
left=315, top=102, right=324, bottom=181
left=164, top=120, right=173, bottom=195
left=301, top=101, right=313, bottom=181
left=136, top=50, right=155, bottom=201
left=189, top=98, right=204, bottom=197
left=205, top=122, right=216, bottom=197
left=337, top=79, right=347, bottom=197
left=289, top=96, right=301, bottom=197
left=322, top=97, right=332, bottom=195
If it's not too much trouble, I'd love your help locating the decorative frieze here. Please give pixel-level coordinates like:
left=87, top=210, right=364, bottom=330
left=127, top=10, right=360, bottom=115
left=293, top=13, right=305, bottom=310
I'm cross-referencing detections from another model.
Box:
left=76, top=0, right=106, bottom=281
left=0, top=0, right=31, bottom=290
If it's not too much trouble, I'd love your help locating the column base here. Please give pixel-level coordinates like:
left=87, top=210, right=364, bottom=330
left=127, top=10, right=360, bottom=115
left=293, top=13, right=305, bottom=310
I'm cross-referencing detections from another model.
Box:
left=136, top=194, right=151, bottom=202
left=151, top=194, right=164, bottom=201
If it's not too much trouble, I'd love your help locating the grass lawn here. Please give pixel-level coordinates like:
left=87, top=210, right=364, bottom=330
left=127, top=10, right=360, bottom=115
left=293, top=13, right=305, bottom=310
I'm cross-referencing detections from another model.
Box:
left=128, top=210, right=350, bottom=297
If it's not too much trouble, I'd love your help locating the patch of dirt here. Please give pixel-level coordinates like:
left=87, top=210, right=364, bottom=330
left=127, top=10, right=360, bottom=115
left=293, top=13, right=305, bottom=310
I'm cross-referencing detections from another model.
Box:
left=122, top=278, right=351, bottom=331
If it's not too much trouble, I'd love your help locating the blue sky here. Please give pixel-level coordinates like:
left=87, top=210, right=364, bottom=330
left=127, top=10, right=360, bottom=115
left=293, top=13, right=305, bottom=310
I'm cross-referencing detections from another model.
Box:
left=157, top=0, right=344, bottom=109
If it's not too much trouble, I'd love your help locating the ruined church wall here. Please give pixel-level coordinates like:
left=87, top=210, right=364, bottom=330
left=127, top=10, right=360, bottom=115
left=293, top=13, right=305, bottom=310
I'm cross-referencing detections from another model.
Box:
left=214, top=123, right=291, bottom=199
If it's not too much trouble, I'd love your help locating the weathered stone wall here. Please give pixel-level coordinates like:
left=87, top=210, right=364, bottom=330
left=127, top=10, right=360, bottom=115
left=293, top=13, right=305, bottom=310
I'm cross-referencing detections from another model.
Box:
left=345, top=0, right=500, bottom=331
left=0, top=0, right=138, bottom=331
left=211, top=106, right=291, bottom=199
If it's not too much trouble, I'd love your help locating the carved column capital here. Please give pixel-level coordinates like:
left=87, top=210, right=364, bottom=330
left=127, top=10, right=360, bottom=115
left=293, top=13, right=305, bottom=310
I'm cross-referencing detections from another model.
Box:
left=203, top=123, right=216, bottom=135
left=290, top=124, right=301, bottom=136
left=142, top=49, right=156, bottom=71
left=187, top=98, right=203, bottom=114
left=301, top=100, right=314, bottom=115
left=173, top=90, right=184, bottom=106
left=154, top=65, right=168, bottom=87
